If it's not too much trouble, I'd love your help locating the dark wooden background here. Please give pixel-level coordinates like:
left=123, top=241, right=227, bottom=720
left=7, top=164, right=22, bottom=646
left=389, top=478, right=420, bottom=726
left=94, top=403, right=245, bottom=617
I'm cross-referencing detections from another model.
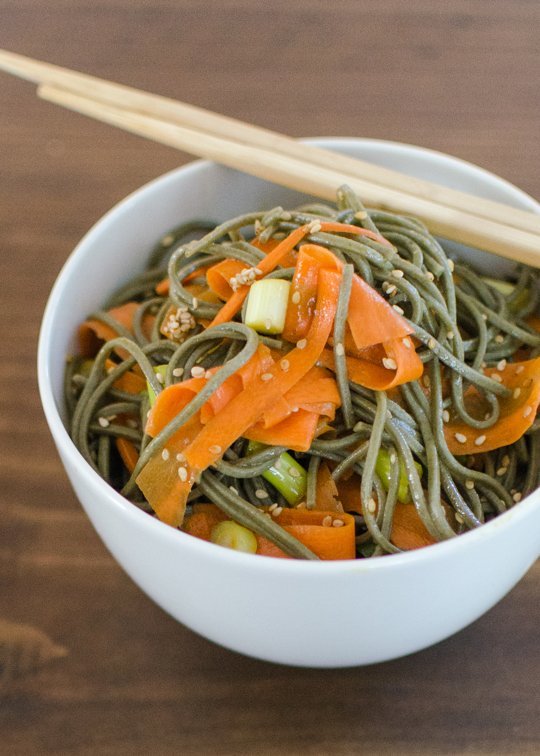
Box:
left=1, top=1, right=539, bottom=753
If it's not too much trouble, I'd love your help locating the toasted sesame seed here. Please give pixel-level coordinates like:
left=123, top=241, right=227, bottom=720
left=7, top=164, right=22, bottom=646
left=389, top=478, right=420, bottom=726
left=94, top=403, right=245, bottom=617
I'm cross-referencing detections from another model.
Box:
left=354, top=210, right=368, bottom=220
left=268, top=503, right=278, bottom=512
left=161, top=448, right=170, bottom=461
left=289, top=466, right=301, bottom=478
left=513, top=387, right=521, bottom=399
left=426, top=271, right=435, bottom=281
left=423, top=375, right=431, bottom=388
left=272, top=507, right=283, bottom=517
left=495, top=334, right=504, bottom=344
left=454, top=432, right=467, bottom=444
left=172, top=367, right=184, bottom=378
left=481, top=313, right=487, bottom=321
left=390, top=452, right=397, bottom=464
left=177, top=466, right=188, bottom=482
left=367, top=498, right=377, bottom=514
left=192, top=297, right=198, bottom=309
left=447, top=330, right=454, bottom=340
left=496, top=467, right=508, bottom=477
left=475, top=435, right=486, bottom=446
left=428, top=337, right=437, bottom=350
left=523, top=406, right=533, bottom=418
left=261, top=372, right=274, bottom=382
left=335, top=342, right=345, bottom=356
left=402, top=337, right=412, bottom=349
left=382, top=281, right=389, bottom=292
left=393, top=305, right=404, bottom=315
left=455, top=513, right=464, bottom=524
left=296, top=338, right=307, bottom=350
left=191, top=366, right=205, bottom=378
left=465, top=480, right=474, bottom=490
left=501, top=455, right=510, bottom=467
left=515, top=365, right=524, bottom=374
left=332, top=519, right=344, bottom=528
left=491, top=373, right=503, bottom=383
left=209, top=444, right=222, bottom=455
left=161, top=233, right=175, bottom=247
left=443, top=410, right=450, bottom=423
left=291, top=291, right=301, bottom=305
left=205, top=370, right=213, bottom=379
left=382, top=357, right=397, bottom=371
left=386, top=284, right=397, bottom=295
left=255, top=489, right=268, bottom=499
left=176, top=452, right=185, bottom=462
left=447, top=259, right=455, bottom=272
left=308, top=220, right=322, bottom=234
left=229, top=486, right=238, bottom=495
left=98, top=417, right=110, bottom=428
left=322, top=515, right=333, bottom=527
left=156, top=372, right=164, bottom=384
left=280, top=359, right=290, bottom=371
left=513, top=492, right=522, bottom=503
left=391, top=269, right=404, bottom=279
left=497, top=359, right=507, bottom=371
left=146, top=410, right=151, bottom=418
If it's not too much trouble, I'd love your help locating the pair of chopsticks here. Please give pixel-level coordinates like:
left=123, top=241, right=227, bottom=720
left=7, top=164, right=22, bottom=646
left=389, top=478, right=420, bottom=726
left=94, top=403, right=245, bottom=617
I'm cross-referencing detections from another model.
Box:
left=1, top=49, right=539, bottom=267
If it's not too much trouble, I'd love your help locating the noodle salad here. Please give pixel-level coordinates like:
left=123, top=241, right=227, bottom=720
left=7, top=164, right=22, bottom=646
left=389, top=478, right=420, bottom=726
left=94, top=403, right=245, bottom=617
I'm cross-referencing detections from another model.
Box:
left=65, top=187, right=540, bottom=560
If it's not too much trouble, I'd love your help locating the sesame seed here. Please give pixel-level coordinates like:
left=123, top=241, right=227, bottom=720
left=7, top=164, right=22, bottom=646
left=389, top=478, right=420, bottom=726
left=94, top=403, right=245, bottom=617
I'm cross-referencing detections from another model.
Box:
left=497, top=359, right=507, bottom=371
left=428, top=337, right=437, bottom=350
left=177, top=466, right=188, bottom=482
left=354, top=210, right=368, bottom=220
left=386, top=284, right=397, bottom=295
left=255, top=489, right=268, bottom=499
left=291, top=291, right=301, bottom=305
left=192, top=297, right=198, bottom=309
left=261, top=372, right=274, bottom=382
left=98, top=417, right=110, bottom=428
left=523, top=406, right=532, bottom=418
left=481, top=313, right=487, bottom=321
left=402, top=337, right=412, bottom=349
left=126, top=419, right=138, bottom=429
left=423, top=375, right=431, bottom=388
left=229, top=486, right=238, bottom=495
left=496, top=467, right=507, bottom=477
left=447, top=331, right=454, bottom=340
left=335, top=342, right=345, bottom=356
left=393, top=305, right=404, bottom=315
left=426, top=271, right=435, bottom=281
left=448, top=259, right=455, bottom=272
left=382, top=357, right=397, bottom=371
left=172, top=367, right=184, bottom=378
left=322, top=515, right=333, bottom=527
left=367, top=498, right=377, bottom=514
left=161, top=449, right=170, bottom=461
left=443, top=410, right=450, bottom=423
left=491, top=373, right=503, bottom=383
left=289, top=467, right=301, bottom=478
left=191, top=366, right=205, bottom=378
left=205, top=370, right=213, bottom=379
left=513, top=492, right=522, bottom=503
left=475, top=435, right=486, bottom=446
left=280, top=359, right=290, bottom=371
left=161, top=233, right=174, bottom=246
left=524, top=377, right=533, bottom=388
left=382, top=281, right=389, bottom=292
left=156, top=372, right=164, bottom=384
left=176, top=452, right=185, bottom=462
left=390, top=452, right=397, bottom=464
left=455, top=513, right=464, bottom=524
left=308, top=220, right=322, bottom=234
left=280, top=211, right=292, bottom=221
left=465, top=480, right=474, bottom=490
left=272, top=507, right=283, bottom=517
left=296, top=502, right=306, bottom=509
left=511, top=387, right=521, bottom=400
left=502, top=455, right=510, bottom=467
left=495, top=334, right=504, bottom=344
left=296, top=339, right=307, bottom=350
left=391, top=269, right=404, bottom=279
left=454, top=432, right=467, bottom=444
left=146, top=410, right=151, bottom=418
left=332, top=519, right=344, bottom=527
left=209, top=444, right=222, bottom=455
left=515, top=365, right=524, bottom=374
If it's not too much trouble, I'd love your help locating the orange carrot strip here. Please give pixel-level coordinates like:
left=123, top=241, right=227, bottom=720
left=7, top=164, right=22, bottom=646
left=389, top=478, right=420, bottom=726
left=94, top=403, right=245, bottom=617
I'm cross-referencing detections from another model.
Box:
left=79, top=302, right=140, bottom=357
left=390, top=503, right=437, bottom=550
left=282, top=249, right=324, bottom=341
left=245, top=409, right=320, bottom=451
left=155, top=277, right=169, bottom=296
left=444, top=356, right=540, bottom=454
left=115, top=438, right=140, bottom=474
left=105, top=358, right=147, bottom=395
left=313, top=462, right=343, bottom=512
left=314, top=221, right=392, bottom=247
left=206, top=259, right=246, bottom=300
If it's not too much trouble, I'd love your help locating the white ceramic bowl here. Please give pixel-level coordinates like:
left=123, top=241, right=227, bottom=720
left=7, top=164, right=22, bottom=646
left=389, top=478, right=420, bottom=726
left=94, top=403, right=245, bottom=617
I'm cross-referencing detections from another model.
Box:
left=38, top=139, right=540, bottom=667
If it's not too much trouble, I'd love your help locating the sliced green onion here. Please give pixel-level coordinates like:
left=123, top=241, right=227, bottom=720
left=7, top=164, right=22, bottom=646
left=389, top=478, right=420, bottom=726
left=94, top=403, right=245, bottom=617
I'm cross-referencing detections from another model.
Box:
left=210, top=520, right=258, bottom=553
left=481, top=276, right=529, bottom=311
left=375, top=448, right=422, bottom=503
left=244, top=278, right=291, bottom=334
left=146, top=364, right=168, bottom=407
left=247, top=442, right=307, bottom=505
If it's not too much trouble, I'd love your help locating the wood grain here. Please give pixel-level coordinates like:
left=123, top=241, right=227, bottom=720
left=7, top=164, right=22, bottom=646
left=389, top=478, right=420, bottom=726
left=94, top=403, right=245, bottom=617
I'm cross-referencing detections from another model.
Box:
left=0, top=1, right=538, bottom=753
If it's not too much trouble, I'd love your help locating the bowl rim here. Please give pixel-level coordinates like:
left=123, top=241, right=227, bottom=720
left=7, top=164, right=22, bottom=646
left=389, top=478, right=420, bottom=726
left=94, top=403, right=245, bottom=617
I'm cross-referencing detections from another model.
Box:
left=37, top=137, right=540, bottom=574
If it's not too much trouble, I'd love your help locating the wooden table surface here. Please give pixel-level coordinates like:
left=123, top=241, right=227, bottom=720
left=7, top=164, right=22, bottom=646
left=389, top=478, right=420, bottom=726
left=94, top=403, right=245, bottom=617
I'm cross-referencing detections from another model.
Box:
left=1, top=1, right=539, bottom=753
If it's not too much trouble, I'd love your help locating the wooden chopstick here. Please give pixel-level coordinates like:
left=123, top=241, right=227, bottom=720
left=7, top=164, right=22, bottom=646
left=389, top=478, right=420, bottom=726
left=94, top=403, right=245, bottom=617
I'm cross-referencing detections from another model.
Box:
left=1, top=48, right=539, bottom=238
left=1, top=48, right=539, bottom=266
